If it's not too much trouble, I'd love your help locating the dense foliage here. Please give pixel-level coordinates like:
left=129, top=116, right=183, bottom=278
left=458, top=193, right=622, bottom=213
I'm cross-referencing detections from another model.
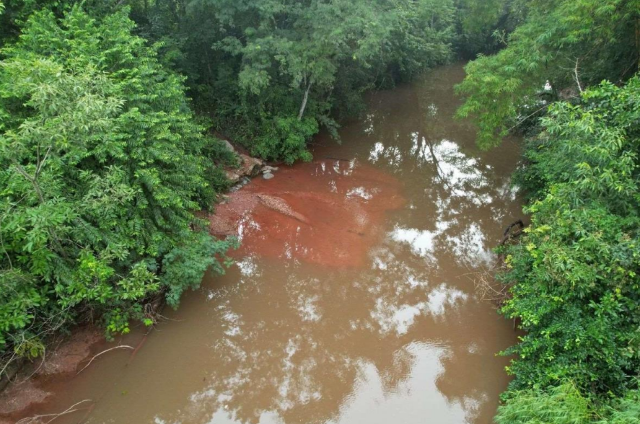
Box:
left=495, top=383, right=640, bottom=424
left=455, top=1, right=640, bottom=422
left=1, top=2, right=638, bottom=424
left=497, top=78, right=640, bottom=414
left=0, top=0, right=458, bottom=378
left=507, top=80, right=640, bottom=393
left=133, top=0, right=456, bottom=164
left=456, top=0, right=640, bottom=149
left=453, top=7, right=640, bottom=424
left=1, top=1, right=457, bottom=165
left=0, top=7, right=235, bottom=366
left=453, top=0, right=524, bottom=58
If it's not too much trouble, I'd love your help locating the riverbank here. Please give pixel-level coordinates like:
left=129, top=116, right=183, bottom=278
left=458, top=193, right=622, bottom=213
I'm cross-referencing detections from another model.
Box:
left=2, top=64, right=523, bottom=424
left=0, top=139, right=274, bottom=420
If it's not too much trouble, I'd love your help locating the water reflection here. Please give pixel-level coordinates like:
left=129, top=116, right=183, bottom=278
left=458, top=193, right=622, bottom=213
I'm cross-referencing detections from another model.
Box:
left=149, top=65, right=520, bottom=424
left=29, top=65, right=520, bottom=424
left=157, top=256, right=494, bottom=424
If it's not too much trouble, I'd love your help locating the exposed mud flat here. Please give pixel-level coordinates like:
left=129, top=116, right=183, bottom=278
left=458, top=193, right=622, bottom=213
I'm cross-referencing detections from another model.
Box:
left=208, top=159, right=406, bottom=267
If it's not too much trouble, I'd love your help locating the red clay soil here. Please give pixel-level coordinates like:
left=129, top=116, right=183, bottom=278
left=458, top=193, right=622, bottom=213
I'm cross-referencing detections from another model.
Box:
left=0, top=380, right=52, bottom=417
left=0, top=327, right=104, bottom=421
left=1, top=159, right=403, bottom=422
left=35, top=327, right=103, bottom=377
left=209, top=159, right=405, bottom=267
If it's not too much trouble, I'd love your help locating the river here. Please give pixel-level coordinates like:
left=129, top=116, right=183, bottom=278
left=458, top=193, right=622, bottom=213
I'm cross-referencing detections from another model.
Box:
left=13, top=64, right=522, bottom=424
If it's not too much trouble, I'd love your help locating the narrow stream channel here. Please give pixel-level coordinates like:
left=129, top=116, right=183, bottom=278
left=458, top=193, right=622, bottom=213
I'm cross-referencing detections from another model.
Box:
left=24, top=64, right=523, bottom=424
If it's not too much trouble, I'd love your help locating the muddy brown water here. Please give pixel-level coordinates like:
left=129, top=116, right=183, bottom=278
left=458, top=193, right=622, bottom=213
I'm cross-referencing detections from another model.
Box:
left=8, top=64, right=523, bottom=424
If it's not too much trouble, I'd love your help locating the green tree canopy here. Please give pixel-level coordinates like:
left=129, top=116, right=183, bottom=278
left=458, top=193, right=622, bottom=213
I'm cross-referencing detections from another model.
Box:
left=137, top=0, right=455, bottom=164
left=453, top=0, right=524, bottom=57
left=0, top=6, right=233, bottom=363
left=498, top=76, right=640, bottom=397
left=456, top=0, right=640, bottom=149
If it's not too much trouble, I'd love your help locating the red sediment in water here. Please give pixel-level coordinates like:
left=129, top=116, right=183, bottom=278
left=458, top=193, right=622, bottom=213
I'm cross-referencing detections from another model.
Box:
left=0, top=326, right=105, bottom=421
left=208, top=159, right=405, bottom=267
left=0, top=380, right=52, bottom=417
left=36, top=327, right=103, bottom=377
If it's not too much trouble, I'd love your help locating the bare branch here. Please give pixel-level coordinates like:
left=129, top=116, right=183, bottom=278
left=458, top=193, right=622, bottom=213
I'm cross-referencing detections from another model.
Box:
left=573, top=58, right=584, bottom=94
left=36, top=145, right=53, bottom=177
left=16, top=399, right=93, bottom=424
left=12, top=162, right=45, bottom=204
left=76, top=345, right=133, bottom=375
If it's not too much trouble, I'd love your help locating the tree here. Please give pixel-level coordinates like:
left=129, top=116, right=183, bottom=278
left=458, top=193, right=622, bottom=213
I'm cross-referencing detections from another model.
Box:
left=453, top=0, right=515, bottom=57
left=497, top=77, right=640, bottom=397
left=134, top=0, right=455, bottom=164
left=456, top=0, right=640, bottom=149
left=0, top=6, right=234, bottom=367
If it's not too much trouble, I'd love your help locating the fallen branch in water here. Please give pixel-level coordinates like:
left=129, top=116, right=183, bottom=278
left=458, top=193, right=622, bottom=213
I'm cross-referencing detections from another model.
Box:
left=76, top=345, right=133, bottom=375
left=461, top=265, right=512, bottom=307
left=16, top=399, right=93, bottom=424
left=127, top=335, right=148, bottom=365
left=500, top=219, right=525, bottom=246
left=78, top=402, right=96, bottom=423
left=472, top=270, right=511, bottom=305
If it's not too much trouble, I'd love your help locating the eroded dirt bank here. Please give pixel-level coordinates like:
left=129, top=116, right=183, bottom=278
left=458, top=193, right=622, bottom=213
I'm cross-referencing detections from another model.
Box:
left=0, top=137, right=271, bottom=421
left=0, top=327, right=106, bottom=422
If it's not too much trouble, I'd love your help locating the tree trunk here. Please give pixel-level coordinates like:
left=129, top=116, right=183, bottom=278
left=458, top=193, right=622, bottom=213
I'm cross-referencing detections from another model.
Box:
left=298, top=81, right=313, bottom=121
left=636, top=18, right=640, bottom=71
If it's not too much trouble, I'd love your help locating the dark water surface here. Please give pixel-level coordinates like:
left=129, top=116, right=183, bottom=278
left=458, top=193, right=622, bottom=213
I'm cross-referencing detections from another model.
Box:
left=33, top=64, right=522, bottom=424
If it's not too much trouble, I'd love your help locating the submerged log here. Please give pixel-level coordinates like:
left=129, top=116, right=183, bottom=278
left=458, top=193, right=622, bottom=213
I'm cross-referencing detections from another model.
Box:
left=256, top=194, right=311, bottom=225
left=500, top=219, right=525, bottom=246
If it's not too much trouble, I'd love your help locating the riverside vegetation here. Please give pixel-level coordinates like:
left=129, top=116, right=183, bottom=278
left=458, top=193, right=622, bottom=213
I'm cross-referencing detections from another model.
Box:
left=0, top=1, right=638, bottom=423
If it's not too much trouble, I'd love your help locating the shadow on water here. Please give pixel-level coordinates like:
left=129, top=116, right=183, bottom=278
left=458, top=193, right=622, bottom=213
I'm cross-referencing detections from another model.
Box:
left=14, top=64, right=523, bottom=424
